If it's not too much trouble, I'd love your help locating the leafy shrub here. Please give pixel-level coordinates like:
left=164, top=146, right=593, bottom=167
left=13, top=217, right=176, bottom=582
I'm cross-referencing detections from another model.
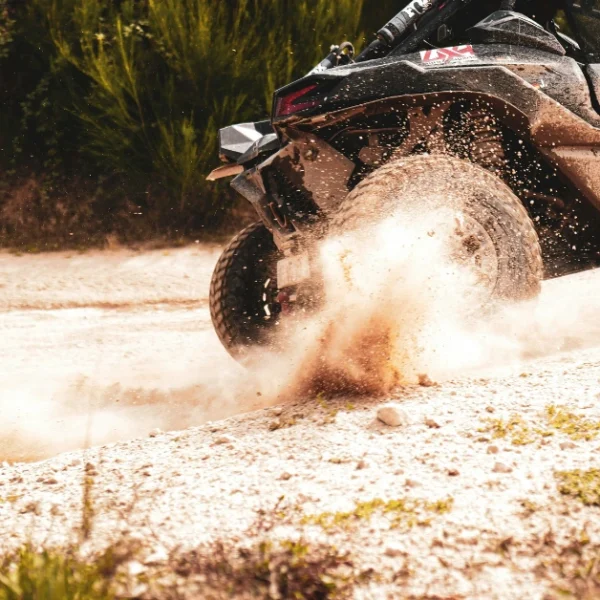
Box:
left=0, top=0, right=403, bottom=246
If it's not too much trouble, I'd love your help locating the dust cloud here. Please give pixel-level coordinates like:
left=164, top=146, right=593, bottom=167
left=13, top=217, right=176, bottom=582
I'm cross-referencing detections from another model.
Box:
left=2, top=214, right=600, bottom=462
left=255, top=205, right=600, bottom=396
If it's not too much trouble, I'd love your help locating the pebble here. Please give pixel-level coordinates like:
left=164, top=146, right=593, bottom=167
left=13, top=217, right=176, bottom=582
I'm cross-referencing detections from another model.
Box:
left=356, top=459, right=368, bottom=470
left=377, top=404, right=408, bottom=427
left=560, top=441, right=577, bottom=450
left=20, top=501, right=40, bottom=515
left=384, top=545, right=404, bottom=557
left=447, top=469, right=460, bottom=477
left=487, top=445, right=499, bottom=454
left=424, top=418, right=441, bottom=429
left=214, top=434, right=236, bottom=445
left=149, top=428, right=162, bottom=438
left=280, top=472, right=292, bottom=481
left=493, top=462, right=513, bottom=474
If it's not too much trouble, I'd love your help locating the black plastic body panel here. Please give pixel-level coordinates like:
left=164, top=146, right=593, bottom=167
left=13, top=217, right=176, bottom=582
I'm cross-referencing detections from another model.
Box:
left=274, top=44, right=600, bottom=131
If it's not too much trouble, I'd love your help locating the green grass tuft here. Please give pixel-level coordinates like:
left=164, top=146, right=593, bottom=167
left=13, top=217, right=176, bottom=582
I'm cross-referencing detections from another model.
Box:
left=556, top=469, right=600, bottom=506
left=546, top=405, right=600, bottom=441
left=302, top=496, right=453, bottom=532
left=479, top=405, right=600, bottom=447
left=0, top=546, right=117, bottom=600
left=478, top=414, right=536, bottom=446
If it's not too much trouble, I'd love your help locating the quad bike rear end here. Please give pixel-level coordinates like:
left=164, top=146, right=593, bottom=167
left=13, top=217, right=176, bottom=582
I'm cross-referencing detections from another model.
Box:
left=208, top=0, right=600, bottom=360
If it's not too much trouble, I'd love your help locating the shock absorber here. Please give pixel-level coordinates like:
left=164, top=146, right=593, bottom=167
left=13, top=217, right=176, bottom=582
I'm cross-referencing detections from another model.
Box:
left=377, top=0, right=434, bottom=45
left=356, top=0, right=435, bottom=62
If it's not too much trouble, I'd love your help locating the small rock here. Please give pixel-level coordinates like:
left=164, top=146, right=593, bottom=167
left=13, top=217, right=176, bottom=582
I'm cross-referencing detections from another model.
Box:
left=20, top=501, right=40, bottom=515
left=424, top=417, right=441, bottom=429
left=149, top=428, right=162, bottom=438
left=493, top=462, right=513, bottom=474
left=43, top=477, right=58, bottom=485
left=384, top=545, right=404, bottom=557
left=377, top=404, right=408, bottom=427
left=560, top=441, right=577, bottom=450
left=447, top=468, right=460, bottom=477
left=487, top=445, right=499, bottom=454
left=214, top=434, right=236, bottom=445
left=84, top=462, right=96, bottom=473
left=356, top=459, right=368, bottom=470
left=485, top=406, right=495, bottom=413
left=405, top=478, right=419, bottom=488
left=272, top=407, right=283, bottom=416
left=280, top=472, right=292, bottom=481
left=69, top=458, right=82, bottom=467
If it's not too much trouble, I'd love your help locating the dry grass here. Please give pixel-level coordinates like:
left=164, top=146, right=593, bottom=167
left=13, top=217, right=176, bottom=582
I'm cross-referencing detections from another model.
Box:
left=168, top=538, right=362, bottom=600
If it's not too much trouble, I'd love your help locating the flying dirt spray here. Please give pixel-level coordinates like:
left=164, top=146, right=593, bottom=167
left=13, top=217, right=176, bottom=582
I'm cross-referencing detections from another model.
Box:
left=2, top=218, right=600, bottom=462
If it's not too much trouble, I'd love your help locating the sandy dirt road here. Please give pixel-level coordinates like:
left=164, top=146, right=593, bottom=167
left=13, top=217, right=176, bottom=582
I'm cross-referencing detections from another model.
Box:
left=2, top=245, right=600, bottom=598
left=0, top=246, right=267, bottom=462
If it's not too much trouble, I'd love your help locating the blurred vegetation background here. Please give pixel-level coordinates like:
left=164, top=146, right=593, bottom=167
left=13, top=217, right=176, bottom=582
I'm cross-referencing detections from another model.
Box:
left=0, top=0, right=402, bottom=249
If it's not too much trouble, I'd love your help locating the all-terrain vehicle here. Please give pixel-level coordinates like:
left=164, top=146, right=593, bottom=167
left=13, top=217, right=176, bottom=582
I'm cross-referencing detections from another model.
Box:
left=208, top=0, right=600, bottom=359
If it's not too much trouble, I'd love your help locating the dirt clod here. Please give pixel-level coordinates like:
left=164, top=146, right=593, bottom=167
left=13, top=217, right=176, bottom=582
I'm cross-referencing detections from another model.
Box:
left=493, top=462, right=513, bottom=474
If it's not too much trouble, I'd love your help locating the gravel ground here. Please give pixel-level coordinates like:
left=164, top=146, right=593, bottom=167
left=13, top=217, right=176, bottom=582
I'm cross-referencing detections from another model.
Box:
left=1, top=247, right=600, bottom=598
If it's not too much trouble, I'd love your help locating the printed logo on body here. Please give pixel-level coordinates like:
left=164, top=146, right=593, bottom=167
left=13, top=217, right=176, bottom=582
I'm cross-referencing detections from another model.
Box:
left=420, top=45, right=477, bottom=66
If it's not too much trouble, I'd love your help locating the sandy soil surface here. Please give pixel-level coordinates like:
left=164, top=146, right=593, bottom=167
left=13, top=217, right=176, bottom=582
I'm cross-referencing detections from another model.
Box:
left=1, top=244, right=600, bottom=598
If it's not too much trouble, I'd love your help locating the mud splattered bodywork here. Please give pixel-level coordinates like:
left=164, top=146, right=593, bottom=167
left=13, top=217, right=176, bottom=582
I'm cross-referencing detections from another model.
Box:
left=208, top=4, right=600, bottom=356
left=214, top=8, right=600, bottom=275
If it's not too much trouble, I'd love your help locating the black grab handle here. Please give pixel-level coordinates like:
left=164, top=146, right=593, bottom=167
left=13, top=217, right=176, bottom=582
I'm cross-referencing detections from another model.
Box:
left=355, top=39, right=390, bottom=63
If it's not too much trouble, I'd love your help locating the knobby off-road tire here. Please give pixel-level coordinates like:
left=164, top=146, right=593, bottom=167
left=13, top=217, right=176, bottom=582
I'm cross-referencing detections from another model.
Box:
left=331, top=154, right=543, bottom=302
left=210, top=222, right=281, bottom=359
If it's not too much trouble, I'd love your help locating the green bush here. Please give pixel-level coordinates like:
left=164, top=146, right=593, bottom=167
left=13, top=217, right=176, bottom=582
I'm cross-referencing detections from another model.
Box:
left=0, top=0, right=401, bottom=247
left=0, top=545, right=116, bottom=600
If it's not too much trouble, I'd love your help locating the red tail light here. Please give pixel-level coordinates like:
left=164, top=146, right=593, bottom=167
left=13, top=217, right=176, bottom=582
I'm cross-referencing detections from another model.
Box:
left=275, top=84, right=320, bottom=117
